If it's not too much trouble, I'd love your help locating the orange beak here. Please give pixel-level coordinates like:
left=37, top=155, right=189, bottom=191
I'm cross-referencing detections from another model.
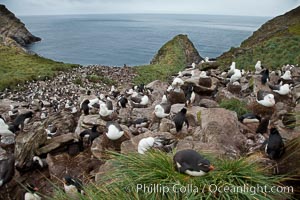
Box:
left=209, top=165, right=215, bottom=171
left=34, top=187, right=39, bottom=191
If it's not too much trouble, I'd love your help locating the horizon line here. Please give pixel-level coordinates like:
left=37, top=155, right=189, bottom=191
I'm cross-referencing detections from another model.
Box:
left=17, top=12, right=273, bottom=18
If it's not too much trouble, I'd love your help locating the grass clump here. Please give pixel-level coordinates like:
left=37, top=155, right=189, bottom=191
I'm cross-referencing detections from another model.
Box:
left=51, top=150, right=293, bottom=200
left=289, top=24, right=300, bottom=35
left=86, top=74, right=116, bottom=86
left=72, top=77, right=83, bottom=85
left=219, top=99, right=249, bottom=117
left=0, top=44, right=78, bottom=91
left=134, top=63, right=183, bottom=85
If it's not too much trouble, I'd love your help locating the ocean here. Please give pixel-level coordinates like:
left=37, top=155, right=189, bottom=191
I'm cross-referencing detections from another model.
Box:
left=20, top=14, right=270, bottom=66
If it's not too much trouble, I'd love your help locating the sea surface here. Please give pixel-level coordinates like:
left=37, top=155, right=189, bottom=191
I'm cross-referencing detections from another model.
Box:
left=20, top=14, right=270, bottom=66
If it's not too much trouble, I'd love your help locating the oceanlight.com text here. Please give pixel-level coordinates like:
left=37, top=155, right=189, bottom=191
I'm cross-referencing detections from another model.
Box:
left=136, top=183, right=294, bottom=195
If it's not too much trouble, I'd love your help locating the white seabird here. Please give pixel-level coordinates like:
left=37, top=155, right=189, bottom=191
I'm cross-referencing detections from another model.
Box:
left=230, top=69, right=242, bottom=82
left=256, top=91, right=275, bottom=107
left=255, top=60, right=262, bottom=74
left=269, top=83, right=290, bottom=95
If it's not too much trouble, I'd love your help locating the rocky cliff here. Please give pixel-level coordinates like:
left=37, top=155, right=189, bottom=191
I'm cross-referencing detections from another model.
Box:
left=151, top=34, right=203, bottom=65
left=134, top=34, right=203, bottom=84
left=0, top=4, right=41, bottom=46
left=217, top=6, right=300, bottom=69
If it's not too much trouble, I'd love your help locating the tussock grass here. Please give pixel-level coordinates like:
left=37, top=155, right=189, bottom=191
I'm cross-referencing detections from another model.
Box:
left=219, top=99, right=249, bottom=117
left=86, top=74, right=116, bottom=86
left=0, top=44, right=78, bottom=91
left=51, top=151, right=293, bottom=200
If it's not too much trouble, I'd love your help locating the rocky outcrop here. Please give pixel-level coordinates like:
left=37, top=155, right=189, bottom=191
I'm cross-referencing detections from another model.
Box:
left=0, top=4, right=41, bottom=46
left=150, top=34, right=203, bottom=65
left=14, top=121, right=47, bottom=169
left=196, top=108, right=247, bottom=158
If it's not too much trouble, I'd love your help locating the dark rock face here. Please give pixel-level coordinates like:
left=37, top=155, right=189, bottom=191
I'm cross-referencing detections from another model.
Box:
left=0, top=4, right=41, bottom=46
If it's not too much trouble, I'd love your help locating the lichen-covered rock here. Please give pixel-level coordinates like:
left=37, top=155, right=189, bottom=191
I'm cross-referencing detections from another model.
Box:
left=198, top=99, right=219, bottom=108
left=198, top=108, right=247, bottom=158
left=146, top=80, right=169, bottom=103
left=14, top=121, right=47, bottom=169
left=35, top=133, right=78, bottom=155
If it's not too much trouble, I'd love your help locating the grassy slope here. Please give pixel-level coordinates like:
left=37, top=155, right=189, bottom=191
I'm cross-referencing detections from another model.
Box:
left=218, top=35, right=300, bottom=71
left=0, top=44, right=78, bottom=90
left=217, top=6, right=300, bottom=70
left=51, top=151, right=292, bottom=200
left=133, top=34, right=197, bottom=85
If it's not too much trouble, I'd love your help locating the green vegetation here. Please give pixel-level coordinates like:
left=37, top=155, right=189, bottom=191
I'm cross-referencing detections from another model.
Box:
left=72, top=77, right=83, bottom=85
left=217, top=6, right=300, bottom=71
left=0, top=44, right=78, bottom=90
left=51, top=150, right=292, bottom=200
left=86, top=74, right=117, bottom=86
left=134, top=63, right=183, bottom=85
left=219, top=99, right=249, bottom=117
left=289, top=24, right=300, bottom=35
left=133, top=34, right=200, bottom=85
left=218, top=36, right=300, bottom=71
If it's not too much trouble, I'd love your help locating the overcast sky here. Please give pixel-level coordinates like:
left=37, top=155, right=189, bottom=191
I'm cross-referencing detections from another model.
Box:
left=2, top=0, right=300, bottom=17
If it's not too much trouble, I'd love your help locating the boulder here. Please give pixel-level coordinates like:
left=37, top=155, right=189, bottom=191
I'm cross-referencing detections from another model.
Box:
left=196, top=108, right=247, bottom=158
left=170, top=104, right=185, bottom=114
left=146, top=80, right=169, bottom=103
left=186, top=106, right=205, bottom=127
left=131, top=106, right=155, bottom=120
left=159, top=118, right=174, bottom=132
left=91, top=136, right=105, bottom=159
left=199, top=77, right=212, bottom=87
left=215, top=88, right=237, bottom=103
left=117, top=107, right=132, bottom=125
left=253, top=75, right=271, bottom=95
left=176, top=139, right=225, bottom=156
left=45, top=111, right=77, bottom=135
left=14, top=121, right=47, bottom=169
left=198, top=99, right=219, bottom=108
left=170, top=104, right=203, bottom=127
left=35, top=133, right=78, bottom=155
left=91, top=133, right=130, bottom=159
left=185, top=77, right=218, bottom=96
